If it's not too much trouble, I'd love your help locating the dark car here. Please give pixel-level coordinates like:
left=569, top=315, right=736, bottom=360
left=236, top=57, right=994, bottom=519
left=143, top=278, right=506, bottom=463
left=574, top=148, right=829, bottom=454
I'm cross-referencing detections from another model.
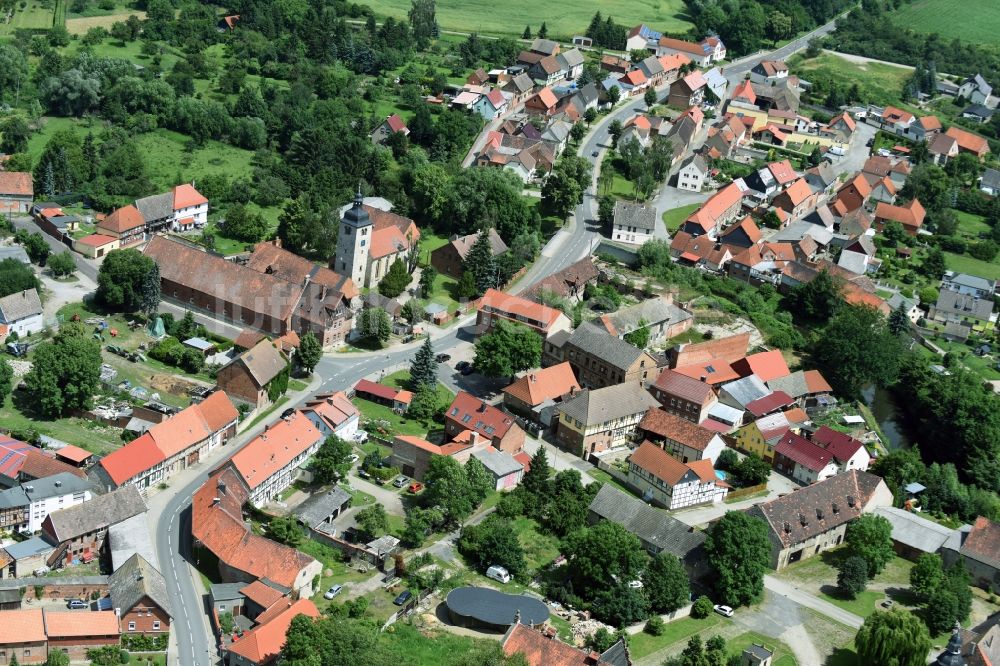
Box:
left=461, top=364, right=475, bottom=375
left=591, top=150, right=599, bottom=157
left=436, top=353, right=451, bottom=363
left=281, top=408, right=295, bottom=419
left=393, top=590, right=413, bottom=606
left=455, top=360, right=470, bottom=372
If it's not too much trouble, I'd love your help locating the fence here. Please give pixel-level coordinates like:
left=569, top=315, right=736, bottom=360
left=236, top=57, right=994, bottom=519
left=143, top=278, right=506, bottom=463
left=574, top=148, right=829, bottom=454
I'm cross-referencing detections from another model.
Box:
left=381, top=587, right=435, bottom=630
left=725, top=483, right=768, bottom=501
left=308, top=528, right=391, bottom=570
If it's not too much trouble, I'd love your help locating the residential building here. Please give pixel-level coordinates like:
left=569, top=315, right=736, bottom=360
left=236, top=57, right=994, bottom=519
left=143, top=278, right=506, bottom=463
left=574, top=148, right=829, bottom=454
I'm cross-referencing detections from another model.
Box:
left=0, top=288, right=43, bottom=338
left=766, top=369, right=833, bottom=408
left=874, top=199, right=926, bottom=236
left=941, top=272, right=996, bottom=299
left=667, top=71, right=707, bottom=108
left=225, top=599, right=319, bottom=666
left=0, top=436, right=87, bottom=488
left=0, top=608, right=46, bottom=664
left=134, top=183, right=208, bottom=232
left=476, top=288, right=571, bottom=340
left=524, top=87, right=560, bottom=117
left=473, top=89, right=510, bottom=120
left=230, top=411, right=324, bottom=507
left=772, top=179, right=814, bottom=220
left=217, top=340, right=288, bottom=410
left=32, top=204, right=79, bottom=240
left=638, top=407, right=727, bottom=464
left=703, top=67, right=728, bottom=102
left=300, top=391, right=360, bottom=442
left=945, top=126, right=991, bottom=159
left=430, top=229, right=508, bottom=278
left=95, top=391, right=238, bottom=493
left=370, top=114, right=409, bottom=144
left=671, top=232, right=733, bottom=271
left=550, top=321, right=658, bottom=389
left=731, top=350, right=791, bottom=383
left=626, top=23, right=662, bottom=52
left=41, top=485, right=146, bottom=569
left=981, top=168, right=1000, bottom=196
left=812, top=426, right=871, bottom=472
left=108, top=554, right=172, bottom=635
left=192, top=465, right=321, bottom=596
left=502, top=362, right=580, bottom=422
left=750, top=60, right=788, bottom=84
left=657, top=35, right=725, bottom=66
left=677, top=154, right=709, bottom=191
left=0, top=172, right=33, bottom=214
left=669, top=331, right=750, bottom=370
left=292, top=488, right=352, bottom=534
left=45, top=610, right=121, bottom=663
left=961, top=103, right=994, bottom=124
left=611, top=201, right=656, bottom=245
left=95, top=205, right=146, bottom=246
left=475, top=131, right=557, bottom=181
left=0, top=473, right=91, bottom=533
left=747, top=469, right=893, bottom=569
left=556, top=49, right=585, bottom=80
left=556, top=382, right=660, bottom=458
left=444, top=391, right=526, bottom=454
left=957, top=73, right=993, bottom=105
left=628, top=440, right=727, bottom=509
left=681, top=183, right=745, bottom=237
left=353, top=379, right=413, bottom=413
left=389, top=433, right=491, bottom=481
left=719, top=217, right=762, bottom=250
left=3, top=537, right=54, bottom=578
left=773, top=431, right=839, bottom=485
left=520, top=257, right=599, bottom=304
left=929, top=290, right=994, bottom=325
left=943, top=517, right=1000, bottom=592
left=733, top=412, right=794, bottom=463
left=471, top=447, right=524, bottom=491
left=73, top=233, right=119, bottom=259
left=332, top=193, right=421, bottom=290
left=650, top=369, right=718, bottom=423
left=929, top=132, right=960, bottom=165
left=594, top=296, right=693, bottom=345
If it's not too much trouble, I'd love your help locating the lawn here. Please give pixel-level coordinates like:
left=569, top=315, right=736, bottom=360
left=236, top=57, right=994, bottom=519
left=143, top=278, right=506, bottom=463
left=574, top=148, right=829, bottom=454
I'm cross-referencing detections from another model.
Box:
left=0, top=1, right=54, bottom=32
left=787, top=52, right=913, bottom=108
left=360, top=0, right=691, bottom=38
left=628, top=614, right=723, bottom=659
left=126, top=654, right=166, bottom=666
left=356, top=370, right=454, bottom=438
left=510, top=516, right=561, bottom=571
left=954, top=210, right=991, bottom=240
left=944, top=251, right=1000, bottom=280
left=726, top=632, right=797, bottom=666
left=587, top=468, right=635, bottom=495
left=890, top=0, right=999, bottom=45
left=380, top=624, right=500, bottom=665
left=662, top=203, right=701, bottom=232
left=66, top=10, right=147, bottom=33
left=297, top=538, right=372, bottom=610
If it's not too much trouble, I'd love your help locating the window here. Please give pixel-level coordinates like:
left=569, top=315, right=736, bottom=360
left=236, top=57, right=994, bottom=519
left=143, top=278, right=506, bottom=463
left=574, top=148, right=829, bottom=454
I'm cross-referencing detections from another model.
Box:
left=153, top=621, right=161, bottom=630
left=24, top=650, right=30, bottom=657
left=360, top=240, right=366, bottom=247
left=128, top=622, right=136, bottom=631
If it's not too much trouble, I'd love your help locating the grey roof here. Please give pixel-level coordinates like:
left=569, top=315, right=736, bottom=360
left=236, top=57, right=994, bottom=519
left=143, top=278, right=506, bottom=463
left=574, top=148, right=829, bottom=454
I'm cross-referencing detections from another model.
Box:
left=529, top=38, right=559, bottom=55
left=109, top=553, right=172, bottom=617
left=44, top=485, right=146, bottom=543
left=982, top=168, right=1000, bottom=191
left=225, top=339, right=287, bottom=387
left=471, top=448, right=523, bottom=478
left=679, top=153, right=708, bottom=175
left=603, top=299, right=691, bottom=335
left=108, top=511, right=158, bottom=571
left=0, top=486, right=28, bottom=509
left=576, top=82, right=599, bottom=106
left=600, top=640, right=630, bottom=666
left=183, top=337, right=215, bottom=351
left=0, top=288, right=42, bottom=323
left=767, top=370, right=810, bottom=399
left=292, top=488, right=352, bottom=530
left=506, top=73, right=534, bottom=93
left=966, top=73, right=993, bottom=95
left=934, top=290, right=994, bottom=321
left=874, top=506, right=955, bottom=554
left=134, top=191, right=173, bottom=223
left=806, top=163, right=837, bottom=190
left=5, top=536, right=53, bottom=560
left=775, top=221, right=834, bottom=246
left=558, top=48, right=585, bottom=68
left=20, top=472, right=91, bottom=501
left=745, top=644, right=774, bottom=660
left=945, top=272, right=995, bottom=292
left=937, top=80, right=959, bottom=94
left=837, top=250, right=870, bottom=276
left=707, top=402, right=744, bottom=425
left=613, top=201, right=656, bottom=231
left=638, top=55, right=664, bottom=77
left=803, top=205, right=835, bottom=228
left=588, top=484, right=706, bottom=558
left=566, top=321, right=647, bottom=371
left=720, top=375, right=770, bottom=408
left=210, top=582, right=246, bottom=603
left=963, top=103, right=994, bottom=118
left=559, top=382, right=659, bottom=426
left=887, top=293, right=917, bottom=312
left=0, top=247, right=30, bottom=264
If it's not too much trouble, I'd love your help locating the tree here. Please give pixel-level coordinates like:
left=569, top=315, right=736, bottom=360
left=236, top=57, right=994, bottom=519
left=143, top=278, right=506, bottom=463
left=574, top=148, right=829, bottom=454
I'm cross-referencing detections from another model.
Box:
left=268, top=515, right=301, bottom=546
left=522, top=25, right=531, bottom=39
left=759, top=210, right=782, bottom=229
left=591, top=582, right=650, bottom=626
left=909, top=552, right=945, bottom=602
left=845, top=514, right=895, bottom=578
left=409, top=337, right=437, bottom=390
left=46, top=651, right=69, bottom=666
left=423, top=456, right=477, bottom=524
left=0, top=258, right=40, bottom=299
left=312, top=435, right=354, bottom=484
left=401, top=300, right=424, bottom=325
left=854, top=609, right=931, bottom=666
left=458, top=514, right=527, bottom=578
left=607, top=85, right=621, bottom=105
left=466, top=231, right=498, bottom=296
left=787, top=269, right=841, bottom=321
left=47, top=251, right=75, bottom=278
left=521, top=446, right=552, bottom=499
left=644, top=88, right=657, bottom=108
left=691, top=595, right=714, bottom=618
left=704, top=511, right=772, bottom=606
left=623, top=319, right=650, bottom=349
left=408, top=0, right=439, bottom=46
left=223, top=204, right=269, bottom=243
left=837, top=555, right=869, bottom=599
left=564, top=521, right=645, bottom=593
left=901, top=163, right=949, bottom=212
left=570, top=122, right=586, bottom=144
left=24, top=327, right=102, bottom=418
left=537, top=22, right=547, bottom=38
left=888, top=304, right=910, bottom=336
left=920, top=247, right=946, bottom=279
left=85, top=646, right=124, bottom=666
left=356, top=503, right=389, bottom=537
left=297, top=331, right=322, bottom=374
left=465, top=456, right=493, bottom=505
left=733, top=453, right=771, bottom=487
left=609, top=119, right=623, bottom=145
left=356, top=308, right=392, bottom=344
left=0, top=117, right=30, bottom=154
left=813, top=305, right=904, bottom=399
left=20, top=232, right=50, bottom=266
left=474, top=320, right=542, bottom=377
left=418, top=266, right=437, bottom=298
left=643, top=552, right=690, bottom=613
left=0, top=360, right=12, bottom=406
left=456, top=270, right=477, bottom=299
left=407, top=384, right=441, bottom=422
left=542, top=165, right=583, bottom=221
left=378, top=259, right=412, bottom=298
left=97, top=249, right=159, bottom=313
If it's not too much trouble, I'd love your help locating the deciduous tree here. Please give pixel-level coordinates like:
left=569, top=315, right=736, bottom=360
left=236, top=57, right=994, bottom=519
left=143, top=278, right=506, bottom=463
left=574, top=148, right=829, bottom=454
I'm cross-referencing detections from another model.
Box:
left=356, top=504, right=389, bottom=537
left=704, top=511, right=772, bottom=606
left=854, top=608, right=931, bottom=666
left=837, top=555, right=869, bottom=599
left=474, top=320, right=541, bottom=377
left=458, top=514, right=527, bottom=578
left=311, top=435, right=354, bottom=484
left=297, top=331, right=322, bottom=374
left=845, top=513, right=895, bottom=578
left=24, top=327, right=102, bottom=418
left=97, top=249, right=159, bottom=313
left=643, top=552, right=690, bottom=614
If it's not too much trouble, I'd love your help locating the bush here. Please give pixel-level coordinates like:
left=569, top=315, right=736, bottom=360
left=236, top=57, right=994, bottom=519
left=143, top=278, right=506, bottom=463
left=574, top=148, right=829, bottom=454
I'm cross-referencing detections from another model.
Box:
left=644, top=614, right=665, bottom=635
left=692, top=595, right=713, bottom=618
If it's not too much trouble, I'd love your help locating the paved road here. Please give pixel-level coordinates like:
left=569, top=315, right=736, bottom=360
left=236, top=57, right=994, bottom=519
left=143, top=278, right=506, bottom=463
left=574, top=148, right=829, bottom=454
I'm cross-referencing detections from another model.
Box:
left=764, top=574, right=864, bottom=629
left=724, top=12, right=848, bottom=82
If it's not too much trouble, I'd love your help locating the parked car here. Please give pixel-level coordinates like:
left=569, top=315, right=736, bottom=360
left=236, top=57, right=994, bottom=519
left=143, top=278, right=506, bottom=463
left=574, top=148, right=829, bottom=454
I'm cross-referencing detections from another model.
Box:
left=323, top=585, right=344, bottom=600
left=627, top=580, right=643, bottom=589
left=713, top=604, right=734, bottom=618
left=281, top=408, right=295, bottom=418
left=393, top=590, right=413, bottom=606
left=436, top=353, right=451, bottom=363
left=347, top=453, right=359, bottom=464
left=486, top=565, right=511, bottom=584
left=461, top=364, right=475, bottom=376
left=455, top=360, right=470, bottom=372
left=408, top=482, right=424, bottom=493
left=66, top=599, right=88, bottom=610
left=392, top=476, right=409, bottom=488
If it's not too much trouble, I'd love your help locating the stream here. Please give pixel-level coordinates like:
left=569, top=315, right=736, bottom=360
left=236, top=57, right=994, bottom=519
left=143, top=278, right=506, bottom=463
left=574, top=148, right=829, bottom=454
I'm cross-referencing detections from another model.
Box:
left=861, top=385, right=911, bottom=450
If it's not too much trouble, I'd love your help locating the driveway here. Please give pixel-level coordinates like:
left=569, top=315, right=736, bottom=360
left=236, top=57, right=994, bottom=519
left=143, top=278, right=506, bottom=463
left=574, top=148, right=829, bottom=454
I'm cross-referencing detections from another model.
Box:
left=345, top=475, right=405, bottom=517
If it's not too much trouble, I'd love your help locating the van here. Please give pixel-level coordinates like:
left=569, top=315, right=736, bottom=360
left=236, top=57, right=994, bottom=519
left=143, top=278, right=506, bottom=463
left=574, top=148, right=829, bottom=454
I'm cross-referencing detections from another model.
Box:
left=486, top=565, right=511, bottom=584
left=828, top=146, right=846, bottom=157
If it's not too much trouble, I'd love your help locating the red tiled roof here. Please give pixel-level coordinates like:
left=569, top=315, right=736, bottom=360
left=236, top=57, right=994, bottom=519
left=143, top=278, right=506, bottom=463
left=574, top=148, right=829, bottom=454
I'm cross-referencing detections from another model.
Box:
left=54, top=444, right=93, bottom=464
left=44, top=610, right=120, bottom=637
left=812, top=426, right=865, bottom=463
left=304, top=391, right=358, bottom=430
left=659, top=37, right=708, bottom=58
left=230, top=412, right=322, bottom=490
left=960, top=517, right=1000, bottom=569
left=685, top=183, right=743, bottom=232
left=0, top=172, right=33, bottom=196
left=355, top=378, right=408, bottom=402
left=172, top=183, right=208, bottom=210
left=480, top=288, right=566, bottom=331
left=652, top=369, right=716, bottom=405
left=502, top=362, right=580, bottom=407
left=75, top=233, right=118, bottom=247
left=829, top=113, right=856, bottom=132
left=875, top=199, right=926, bottom=230
left=621, top=69, right=647, bottom=86
left=945, top=126, right=990, bottom=155
left=672, top=331, right=750, bottom=368
left=640, top=407, right=718, bottom=451
left=673, top=361, right=740, bottom=385
left=768, top=160, right=797, bottom=185
left=533, top=87, right=559, bottom=109
left=631, top=440, right=702, bottom=485
left=917, top=115, right=941, bottom=131
left=732, top=80, right=756, bottom=104
left=394, top=434, right=469, bottom=457
left=658, top=53, right=691, bottom=72
left=227, top=599, right=319, bottom=664
left=386, top=113, right=408, bottom=133
left=774, top=431, right=833, bottom=472
left=234, top=328, right=266, bottom=350
left=197, top=391, right=240, bottom=433
left=882, top=106, right=914, bottom=124
left=99, top=433, right=167, bottom=486
left=502, top=623, right=613, bottom=666
left=0, top=436, right=87, bottom=481
left=721, top=216, right=762, bottom=245
left=240, top=580, right=285, bottom=610
left=99, top=205, right=145, bottom=233
left=0, top=609, right=45, bottom=644
left=745, top=390, right=794, bottom=417
left=446, top=391, right=518, bottom=441
left=731, top=350, right=790, bottom=382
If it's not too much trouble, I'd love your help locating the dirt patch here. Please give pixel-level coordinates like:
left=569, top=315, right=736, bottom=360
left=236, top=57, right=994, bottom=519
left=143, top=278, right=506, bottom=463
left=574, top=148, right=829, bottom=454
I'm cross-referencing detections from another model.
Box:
left=66, top=11, right=145, bottom=33
left=148, top=373, right=199, bottom=396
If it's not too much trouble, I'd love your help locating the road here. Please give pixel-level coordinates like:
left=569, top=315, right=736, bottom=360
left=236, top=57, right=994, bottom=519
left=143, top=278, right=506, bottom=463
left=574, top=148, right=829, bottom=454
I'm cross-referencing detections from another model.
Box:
left=723, top=12, right=848, bottom=82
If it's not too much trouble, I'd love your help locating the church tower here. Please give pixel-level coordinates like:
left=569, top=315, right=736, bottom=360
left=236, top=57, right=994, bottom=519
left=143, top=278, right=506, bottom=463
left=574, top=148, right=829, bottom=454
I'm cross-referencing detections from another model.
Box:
left=334, top=190, right=372, bottom=288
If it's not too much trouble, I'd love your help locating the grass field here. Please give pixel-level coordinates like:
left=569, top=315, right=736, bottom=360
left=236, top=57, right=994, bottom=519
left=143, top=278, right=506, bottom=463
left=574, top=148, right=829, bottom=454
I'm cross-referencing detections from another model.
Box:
left=355, top=370, right=454, bottom=437
left=944, top=251, right=1000, bottom=280
left=0, top=1, right=55, bottom=32
left=511, top=517, right=561, bottom=571
left=788, top=52, right=912, bottom=107
left=628, top=614, right=723, bottom=659
left=662, top=203, right=701, bottom=232
left=361, top=0, right=691, bottom=38
left=890, top=0, right=998, bottom=45
left=955, top=210, right=991, bottom=240
left=66, top=10, right=146, bottom=33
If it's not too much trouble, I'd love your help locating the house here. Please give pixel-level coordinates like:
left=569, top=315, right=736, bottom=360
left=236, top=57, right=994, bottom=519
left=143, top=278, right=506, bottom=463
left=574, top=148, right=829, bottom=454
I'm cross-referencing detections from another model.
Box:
left=981, top=168, right=1000, bottom=196
left=767, top=369, right=833, bottom=408
left=476, top=131, right=557, bottom=181
left=731, top=350, right=790, bottom=383
left=628, top=440, right=727, bottom=509
left=657, top=35, right=725, bottom=66
left=528, top=38, right=560, bottom=57
left=928, top=132, right=960, bottom=166
left=719, top=216, right=763, bottom=250
left=943, top=516, right=1000, bottom=592
left=887, top=292, right=922, bottom=324
left=471, top=447, right=524, bottom=491
left=145, top=236, right=355, bottom=348
left=0, top=472, right=92, bottom=533
left=637, top=55, right=666, bottom=86
left=866, top=175, right=897, bottom=205
left=668, top=71, right=707, bottom=108
left=502, top=73, right=535, bottom=104
left=555, top=382, right=660, bottom=458
left=731, top=79, right=758, bottom=109
left=524, top=87, right=560, bottom=117
left=370, top=114, right=410, bottom=144
left=670, top=232, right=733, bottom=271
left=476, top=288, right=572, bottom=340
left=72, top=233, right=120, bottom=258
left=595, top=295, right=693, bottom=345
left=134, top=183, right=208, bottom=232
left=638, top=407, right=727, bottom=464
left=812, top=425, right=871, bottom=472
left=941, top=272, right=997, bottom=299
left=472, top=89, right=510, bottom=120
left=229, top=411, right=324, bottom=507
left=772, top=179, right=814, bottom=220
left=773, top=431, right=839, bottom=484
left=733, top=412, right=794, bottom=463
left=626, top=23, right=662, bottom=52
left=827, top=112, right=857, bottom=140
left=681, top=182, right=744, bottom=237
left=599, top=55, right=631, bottom=76
left=217, top=340, right=288, bottom=410
left=548, top=321, right=659, bottom=389
left=225, top=599, right=319, bottom=666
left=831, top=174, right=872, bottom=216
left=945, top=126, right=991, bottom=159
left=874, top=199, right=926, bottom=236
left=32, top=204, right=79, bottom=239
left=44, top=611, right=121, bottom=663
left=520, top=257, right=599, bottom=304
left=445, top=391, right=525, bottom=454
left=718, top=374, right=771, bottom=411
left=0, top=608, right=46, bottom=663
left=332, top=194, right=421, bottom=291
left=109, top=553, right=172, bottom=635
left=962, top=104, right=994, bottom=124
left=750, top=81, right=800, bottom=112
left=529, top=55, right=564, bottom=87
left=619, top=69, right=649, bottom=94
left=649, top=369, right=718, bottom=423
left=191, top=465, right=321, bottom=596
left=389, top=433, right=491, bottom=481
left=669, top=331, right=750, bottom=369
left=430, top=229, right=508, bottom=278
left=41, top=485, right=146, bottom=569
left=747, top=469, right=893, bottom=569
left=502, top=623, right=622, bottom=666
left=611, top=201, right=656, bottom=245
left=587, top=484, right=708, bottom=568
left=556, top=49, right=585, bottom=80
left=929, top=290, right=994, bottom=325
left=300, top=391, right=360, bottom=441
left=703, top=67, right=728, bottom=102
left=96, top=204, right=146, bottom=246
left=0, top=172, right=33, bottom=214
left=677, top=154, right=709, bottom=192
left=502, top=362, right=580, bottom=421
left=750, top=60, right=788, bottom=85
left=957, top=73, right=993, bottom=105
left=0, top=288, right=43, bottom=338
left=0, top=436, right=87, bottom=487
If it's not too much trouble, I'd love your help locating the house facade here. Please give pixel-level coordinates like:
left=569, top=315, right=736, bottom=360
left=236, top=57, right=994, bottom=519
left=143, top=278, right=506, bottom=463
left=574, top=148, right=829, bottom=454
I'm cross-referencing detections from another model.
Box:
left=477, top=289, right=572, bottom=339
left=556, top=382, right=660, bottom=458
left=0, top=172, right=34, bottom=214
left=217, top=340, right=288, bottom=410
left=0, top=288, right=44, bottom=338
left=230, top=411, right=324, bottom=507
left=637, top=407, right=727, bottom=464
left=444, top=391, right=526, bottom=454
left=612, top=201, right=657, bottom=245
left=628, top=440, right=727, bottom=509
left=549, top=322, right=658, bottom=389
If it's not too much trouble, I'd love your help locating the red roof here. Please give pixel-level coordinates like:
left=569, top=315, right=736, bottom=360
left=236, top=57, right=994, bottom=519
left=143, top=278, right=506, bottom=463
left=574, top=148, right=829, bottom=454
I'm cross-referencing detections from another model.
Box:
left=745, top=390, right=794, bottom=417
left=658, top=53, right=691, bottom=71
left=732, top=350, right=791, bottom=382
left=621, top=69, right=647, bottom=87
left=355, top=378, right=410, bottom=403
left=386, top=113, right=408, bottom=133
left=532, top=87, right=559, bottom=109
left=945, top=126, right=990, bottom=156
left=732, top=80, right=756, bottom=104
left=502, top=362, right=580, bottom=407
left=673, top=361, right=739, bottom=385
left=230, top=412, right=322, bottom=490
left=98, top=433, right=166, bottom=486
left=768, top=159, right=797, bottom=185
left=240, top=580, right=285, bottom=611
left=99, top=205, right=145, bottom=233
left=774, top=432, right=834, bottom=472
left=652, top=369, right=716, bottom=405
left=0, top=172, right=33, bottom=197
left=446, top=391, right=518, bottom=442
left=172, top=183, right=208, bottom=210
left=227, top=599, right=319, bottom=664
left=76, top=233, right=118, bottom=247
left=479, top=288, right=566, bottom=332
left=812, top=426, right=865, bottom=463
left=960, top=517, right=1000, bottom=568
left=54, top=444, right=93, bottom=464
left=685, top=183, right=743, bottom=232
left=875, top=199, right=926, bottom=230
left=917, top=115, right=941, bottom=131
left=503, top=624, right=613, bottom=666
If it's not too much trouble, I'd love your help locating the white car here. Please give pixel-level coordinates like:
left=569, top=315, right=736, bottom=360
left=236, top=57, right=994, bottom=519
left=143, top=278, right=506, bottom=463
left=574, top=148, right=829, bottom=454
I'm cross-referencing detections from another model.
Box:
left=324, top=584, right=343, bottom=599
left=713, top=604, right=734, bottom=618
left=627, top=580, right=644, bottom=589
left=347, top=453, right=359, bottom=464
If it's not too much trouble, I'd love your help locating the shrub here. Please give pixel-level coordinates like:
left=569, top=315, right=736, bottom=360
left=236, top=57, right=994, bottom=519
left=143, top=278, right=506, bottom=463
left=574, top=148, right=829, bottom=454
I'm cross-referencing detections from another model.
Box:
left=691, top=595, right=713, bottom=618
left=644, top=614, right=665, bottom=635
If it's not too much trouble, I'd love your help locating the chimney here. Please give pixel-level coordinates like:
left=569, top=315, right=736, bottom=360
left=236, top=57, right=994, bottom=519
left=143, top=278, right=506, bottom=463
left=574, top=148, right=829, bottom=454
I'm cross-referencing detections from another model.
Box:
left=543, top=626, right=557, bottom=639
left=55, top=480, right=61, bottom=487
left=218, top=480, right=227, bottom=495
left=25, top=485, right=33, bottom=493
left=587, top=652, right=602, bottom=664
left=212, top=497, right=221, bottom=505
left=700, top=375, right=707, bottom=382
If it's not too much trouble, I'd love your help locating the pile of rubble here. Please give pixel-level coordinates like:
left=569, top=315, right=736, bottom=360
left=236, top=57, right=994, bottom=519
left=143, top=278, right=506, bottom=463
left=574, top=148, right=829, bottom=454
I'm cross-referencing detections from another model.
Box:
left=570, top=618, right=615, bottom=645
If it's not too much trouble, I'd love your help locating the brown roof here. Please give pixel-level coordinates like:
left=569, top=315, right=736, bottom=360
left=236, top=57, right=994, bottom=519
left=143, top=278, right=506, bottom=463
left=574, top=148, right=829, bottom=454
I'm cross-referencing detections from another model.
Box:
left=961, top=517, right=1000, bottom=570
left=502, top=624, right=613, bottom=666
left=652, top=369, right=716, bottom=406
left=240, top=580, right=285, bottom=610
left=0, top=172, right=33, bottom=197
left=234, top=328, right=266, bottom=350
left=875, top=199, right=926, bottom=230
left=631, top=440, right=700, bottom=485
left=98, top=205, right=145, bottom=234
left=245, top=242, right=357, bottom=300
left=522, top=257, right=599, bottom=301
left=226, top=599, right=319, bottom=664
left=18, top=448, right=88, bottom=481
left=640, top=407, right=718, bottom=451
left=672, top=332, right=750, bottom=369
left=503, top=362, right=580, bottom=407
left=227, top=339, right=287, bottom=388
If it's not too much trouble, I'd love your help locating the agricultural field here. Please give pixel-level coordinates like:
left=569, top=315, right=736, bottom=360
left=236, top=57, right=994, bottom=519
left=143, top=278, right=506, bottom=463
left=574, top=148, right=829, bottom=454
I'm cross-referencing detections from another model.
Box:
left=361, top=0, right=690, bottom=38
left=788, top=52, right=913, bottom=108
left=890, top=0, right=999, bottom=45
left=66, top=10, right=146, bottom=33
left=0, top=1, right=55, bottom=33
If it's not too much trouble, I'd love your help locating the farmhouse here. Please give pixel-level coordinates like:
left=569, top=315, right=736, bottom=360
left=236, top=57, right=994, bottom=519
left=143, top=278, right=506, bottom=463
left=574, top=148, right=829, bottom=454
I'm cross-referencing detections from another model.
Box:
left=135, top=183, right=208, bottom=232
left=0, top=288, right=43, bottom=338
left=217, top=340, right=289, bottom=410
left=637, top=407, right=727, bottom=464
left=628, top=440, right=728, bottom=509
left=547, top=321, right=658, bottom=389
left=0, top=172, right=34, bottom=213
left=229, top=411, right=323, bottom=508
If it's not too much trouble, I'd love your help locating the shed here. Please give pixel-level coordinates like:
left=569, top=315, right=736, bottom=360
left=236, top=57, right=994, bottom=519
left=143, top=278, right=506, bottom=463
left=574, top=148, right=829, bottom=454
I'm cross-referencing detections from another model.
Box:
left=183, top=337, right=217, bottom=355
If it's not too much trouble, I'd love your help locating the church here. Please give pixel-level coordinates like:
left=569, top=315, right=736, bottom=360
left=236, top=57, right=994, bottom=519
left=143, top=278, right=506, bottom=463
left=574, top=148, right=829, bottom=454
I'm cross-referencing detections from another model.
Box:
left=333, top=193, right=420, bottom=290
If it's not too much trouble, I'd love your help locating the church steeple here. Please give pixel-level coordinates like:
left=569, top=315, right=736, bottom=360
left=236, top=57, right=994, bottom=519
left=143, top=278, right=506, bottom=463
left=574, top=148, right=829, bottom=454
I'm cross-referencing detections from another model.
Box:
left=935, top=621, right=967, bottom=666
